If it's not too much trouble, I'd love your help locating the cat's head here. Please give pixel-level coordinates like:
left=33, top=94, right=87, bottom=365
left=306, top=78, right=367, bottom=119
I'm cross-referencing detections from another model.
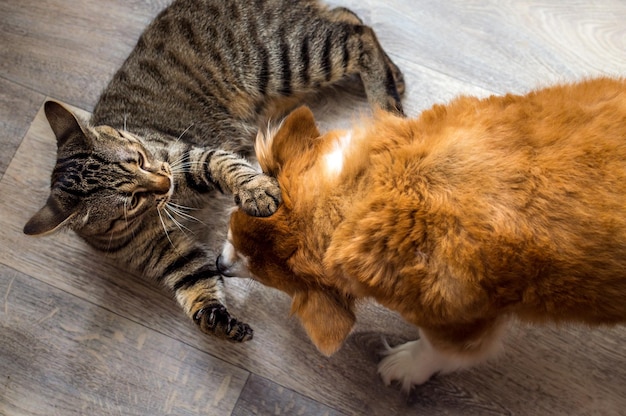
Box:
left=218, top=106, right=357, bottom=356
left=24, top=101, right=173, bottom=237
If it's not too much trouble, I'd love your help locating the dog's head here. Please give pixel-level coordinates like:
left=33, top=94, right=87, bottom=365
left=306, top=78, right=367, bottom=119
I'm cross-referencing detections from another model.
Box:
left=218, top=106, right=356, bottom=355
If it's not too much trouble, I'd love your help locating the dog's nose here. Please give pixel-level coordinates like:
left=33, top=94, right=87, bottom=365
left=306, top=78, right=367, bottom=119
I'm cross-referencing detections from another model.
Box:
left=216, top=254, right=226, bottom=273
left=216, top=254, right=233, bottom=277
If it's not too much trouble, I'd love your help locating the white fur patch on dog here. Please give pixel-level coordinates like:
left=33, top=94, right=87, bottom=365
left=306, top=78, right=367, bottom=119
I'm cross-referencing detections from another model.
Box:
left=323, top=131, right=352, bottom=178
left=218, top=229, right=253, bottom=278
left=378, top=330, right=500, bottom=392
left=378, top=338, right=445, bottom=391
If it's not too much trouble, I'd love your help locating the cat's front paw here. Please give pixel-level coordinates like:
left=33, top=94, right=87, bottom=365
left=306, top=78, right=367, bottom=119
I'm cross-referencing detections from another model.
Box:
left=193, top=304, right=253, bottom=342
left=235, top=174, right=282, bottom=217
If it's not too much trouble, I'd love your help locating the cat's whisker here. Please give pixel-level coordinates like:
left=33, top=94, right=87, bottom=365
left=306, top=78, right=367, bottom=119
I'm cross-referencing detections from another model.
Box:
left=123, top=199, right=137, bottom=240
left=168, top=152, right=206, bottom=169
left=175, top=123, right=195, bottom=144
left=166, top=203, right=190, bottom=216
left=168, top=162, right=195, bottom=173
left=169, top=164, right=195, bottom=172
left=157, top=208, right=177, bottom=250
left=167, top=201, right=200, bottom=211
left=103, top=198, right=129, bottom=253
left=169, top=168, right=192, bottom=176
left=163, top=206, right=194, bottom=235
left=122, top=199, right=129, bottom=226
left=168, top=153, right=188, bottom=169
left=169, top=161, right=208, bottom=173
left=124, top=201, right=135, bottom=239
left=167, top=203, right=205, bottom=225
left=106, top=220, right=117, bottom=253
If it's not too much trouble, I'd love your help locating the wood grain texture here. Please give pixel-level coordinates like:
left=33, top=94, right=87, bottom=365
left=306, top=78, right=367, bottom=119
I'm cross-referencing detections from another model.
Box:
left=1, top=0, right=625, bottom=415
left=0, top=78, right=43, bottom=180
left=0, top=0, right=168, bottom=110
left=232, top=375, right=345, bottom=416
left=0, top=265, right=249, bottom=416
left=343, top=0, right=626, bottom=94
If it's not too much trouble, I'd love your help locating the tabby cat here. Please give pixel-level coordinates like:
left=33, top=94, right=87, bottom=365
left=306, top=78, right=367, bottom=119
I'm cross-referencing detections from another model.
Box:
left=23, top=0, right=404, bottom=342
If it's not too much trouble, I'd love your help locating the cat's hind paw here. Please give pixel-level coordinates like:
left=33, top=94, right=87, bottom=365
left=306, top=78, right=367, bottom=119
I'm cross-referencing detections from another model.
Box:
left=194, top=304, right=253, bottom=342
left=235, top=174, right=282, bottom=217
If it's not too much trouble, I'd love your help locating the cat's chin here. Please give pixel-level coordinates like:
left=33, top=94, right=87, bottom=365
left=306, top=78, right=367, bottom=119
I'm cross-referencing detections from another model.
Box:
left=156, top=192, right=172, bottom=210
left=157, top=198, right=169, bottom=210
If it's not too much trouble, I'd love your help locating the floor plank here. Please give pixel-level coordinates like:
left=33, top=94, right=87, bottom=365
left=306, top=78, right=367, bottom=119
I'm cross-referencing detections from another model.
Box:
left=347, top=0, right=626, bottom=94
left=232, top=375, right=346, bottom=416
left=0, top=265, right=249, bottom=416
left=0, top=78, right=43, bottom=180
left=0, top=0, right=168, bottom=110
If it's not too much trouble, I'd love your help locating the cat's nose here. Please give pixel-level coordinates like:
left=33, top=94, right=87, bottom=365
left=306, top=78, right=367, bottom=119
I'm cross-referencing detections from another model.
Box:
left=143, top=174, right=171, bottom=195
left=154, top=175, right=171, bottom=195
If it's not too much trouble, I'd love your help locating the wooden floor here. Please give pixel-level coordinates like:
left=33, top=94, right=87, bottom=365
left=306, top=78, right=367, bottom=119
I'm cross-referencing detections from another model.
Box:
left=1, top=0, right=626, bottom=415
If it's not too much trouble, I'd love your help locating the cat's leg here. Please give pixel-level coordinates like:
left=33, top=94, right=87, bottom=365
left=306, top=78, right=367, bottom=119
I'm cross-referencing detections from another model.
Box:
left=144, top=232, right=253, bottom=341
left=186, top=147, right=281, bottom=217
left=378, top=321, right=506, bottom=392
left=118, top=212, right=253, bottom=342
left=328, top=6, right=364, bottom=25
left=324, top=8, right=405, bottom=114
left=354, top=25, right=405, bottom=115
left=172, top=266, right=254, bottom=342
left=382, top=50, right=406, bottom=99
left=330, top=6, right=406, bottom=99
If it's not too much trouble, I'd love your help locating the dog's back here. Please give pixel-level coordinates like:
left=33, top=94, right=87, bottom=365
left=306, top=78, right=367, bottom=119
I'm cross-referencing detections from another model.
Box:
left=325, top=77, right=626, bottom=328
left=222, top=78, right=626, bottom=386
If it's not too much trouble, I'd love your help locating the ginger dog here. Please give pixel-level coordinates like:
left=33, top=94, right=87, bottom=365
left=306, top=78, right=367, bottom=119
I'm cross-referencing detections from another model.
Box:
left=218, top=77, right=626, bottom=391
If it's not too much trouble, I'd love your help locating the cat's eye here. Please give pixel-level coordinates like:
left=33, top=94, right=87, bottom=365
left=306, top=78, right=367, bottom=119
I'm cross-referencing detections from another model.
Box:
left=129, top=193, right=143, bottom=210
left=137, top=152, right=145, bottom=168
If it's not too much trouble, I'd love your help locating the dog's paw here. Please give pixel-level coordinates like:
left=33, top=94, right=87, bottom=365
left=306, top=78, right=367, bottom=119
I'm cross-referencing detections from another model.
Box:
left=378, top=340, right=439, bottom=392
left=235, top=174, right=281, bottom=217
left=194, top=304, right=253, bottom=342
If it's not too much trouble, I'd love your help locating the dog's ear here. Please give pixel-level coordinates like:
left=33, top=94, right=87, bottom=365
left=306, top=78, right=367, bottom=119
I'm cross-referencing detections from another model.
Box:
left=291, top=289, right=355, bottom=356
left=257, top=106, right=320, bottom=176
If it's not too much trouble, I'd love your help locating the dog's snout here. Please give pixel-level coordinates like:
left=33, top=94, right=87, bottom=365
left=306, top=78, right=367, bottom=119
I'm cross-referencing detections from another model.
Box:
left=217, top=240, right=252, bottom=278
left=216, top=254, right=231, bottom=276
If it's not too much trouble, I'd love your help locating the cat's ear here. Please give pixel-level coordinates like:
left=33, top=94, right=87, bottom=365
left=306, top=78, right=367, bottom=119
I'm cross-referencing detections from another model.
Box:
left=44, top=101, right=88, bottom=149
left=291, top=289, right=355, bottom=356
left=257, top=106, right=320, bottom=175
left=23, top=192, right=78, bottom=236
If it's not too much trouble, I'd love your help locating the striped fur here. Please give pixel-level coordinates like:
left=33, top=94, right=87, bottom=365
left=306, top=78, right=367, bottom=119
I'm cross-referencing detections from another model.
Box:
left=23, top=0, right=404, bottom=342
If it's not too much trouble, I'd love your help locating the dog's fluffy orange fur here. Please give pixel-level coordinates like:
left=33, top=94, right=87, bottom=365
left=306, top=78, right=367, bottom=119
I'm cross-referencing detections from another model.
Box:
left=219, top=77, right=626, bottom=390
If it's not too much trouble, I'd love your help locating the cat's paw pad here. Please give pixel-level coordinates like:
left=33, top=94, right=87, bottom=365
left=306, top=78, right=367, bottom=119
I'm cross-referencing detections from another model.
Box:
left=194, top=304, right=253, bottom=342
left=235, top=174, right=281, bottom=217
